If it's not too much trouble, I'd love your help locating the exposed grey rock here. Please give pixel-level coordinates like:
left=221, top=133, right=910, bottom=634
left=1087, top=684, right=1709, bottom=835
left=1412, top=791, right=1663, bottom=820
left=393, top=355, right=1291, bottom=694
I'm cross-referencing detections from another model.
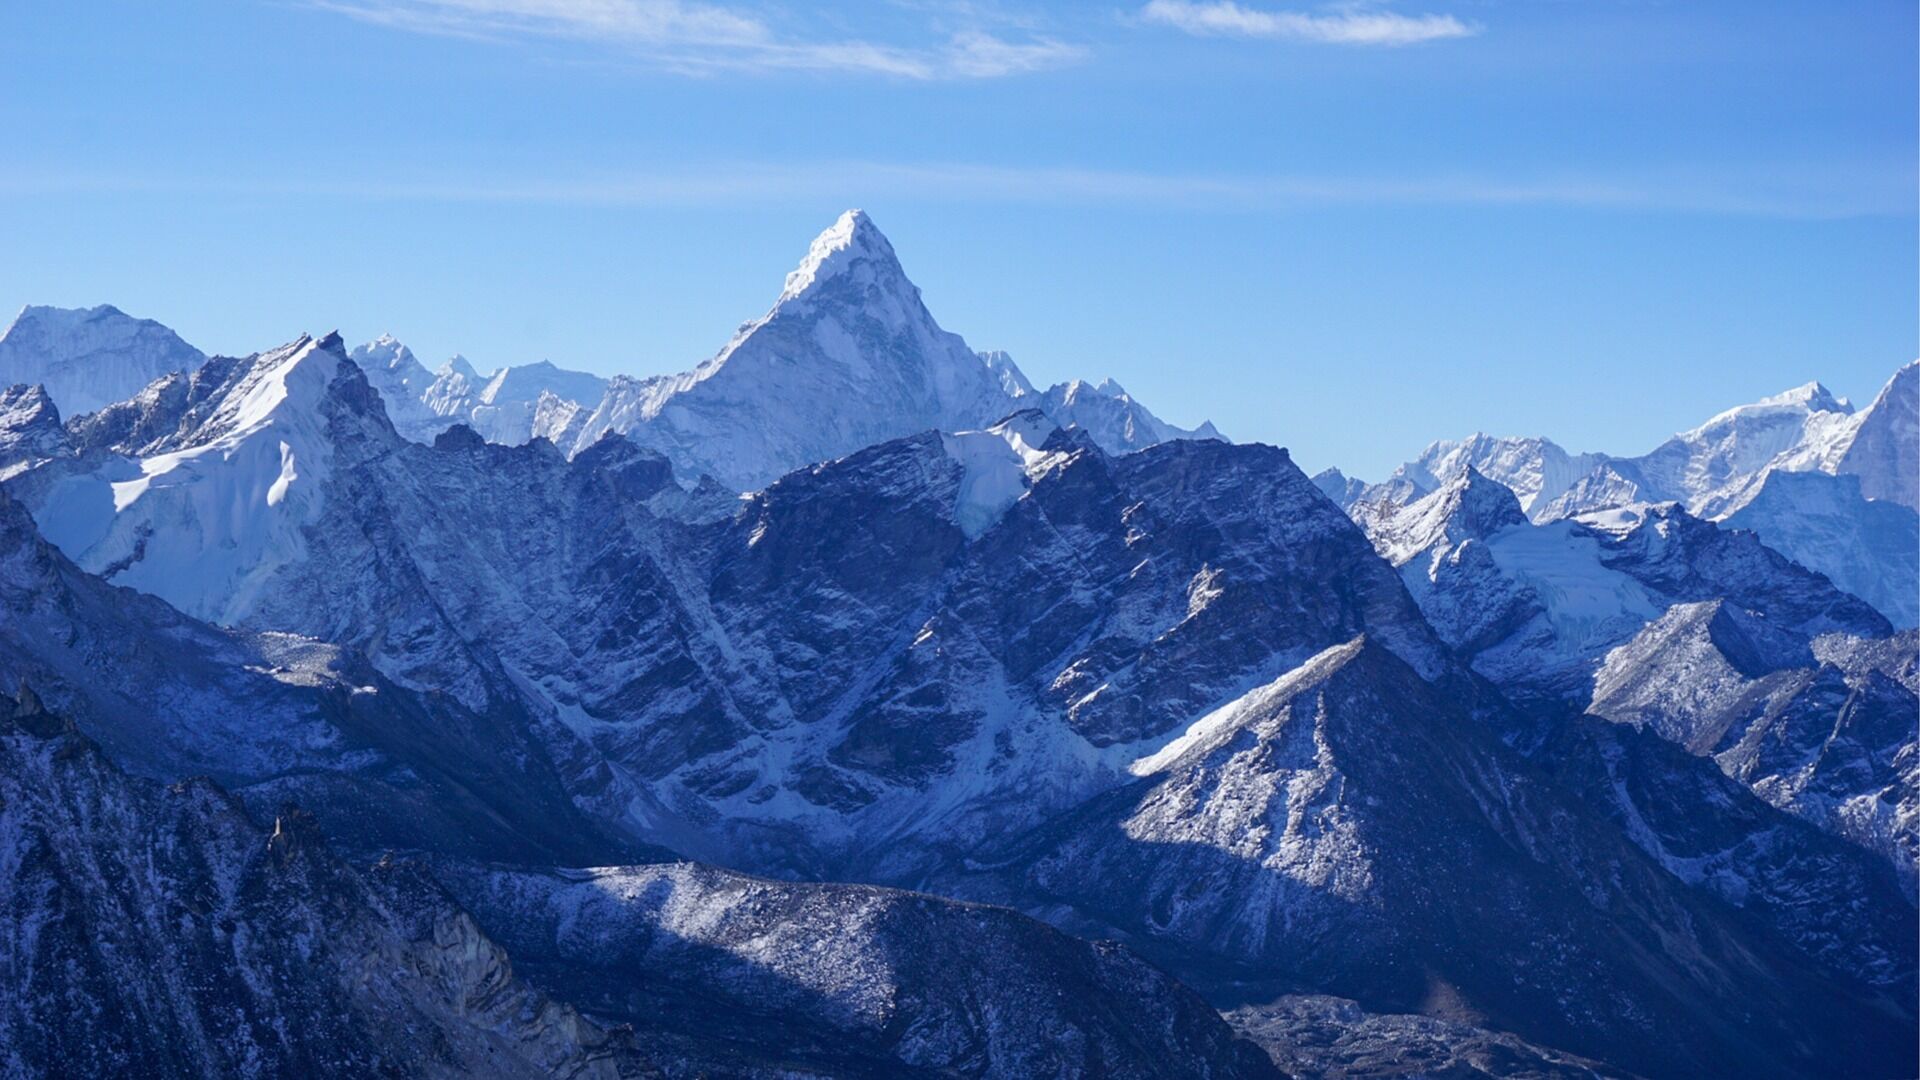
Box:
left=952, top=638, right=1914, bottom=1079
left=0, top=692, right=654, bottom=1079
left=0, top=384, right=69, bottom=480
left=1592, top=606, right=1919, bottom=893
left=433, top=859, right=1280, bottom=1080
left=1224, top=996, right=1629, bottom=1079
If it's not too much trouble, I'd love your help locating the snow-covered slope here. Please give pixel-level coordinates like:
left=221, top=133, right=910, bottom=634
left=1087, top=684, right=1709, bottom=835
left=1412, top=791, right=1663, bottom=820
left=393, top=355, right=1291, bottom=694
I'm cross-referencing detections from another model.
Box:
left=460, top=360, right=608, bottom=444
left=1354, top=470, right=1890, bottom=704
left=1623, top=380, right=1862, bottom=518
left=1037, top=376, right=1223, bottom=454
left=1724, top=469, right=1918, bottom=627
left=1839, top=358, right=1918, bottom=509
left=349, top=338, right=608, bottom=446
left=432, top=859, right=1278, bottom=1079
left=0, top=304, right=206, bottom=418
left=18, top=332, right=388, bottom=625
left=535, top=211, right=1217, bottom=488
left=1349, top=363, right=1919, bottom=627
left=225, top=406, right=1447, bottom=880
left=0, top=476, right=636, bottom=864
left=553, top=210, right=1037, bottom=489
left=964, top=638, right=1914, bottom=1080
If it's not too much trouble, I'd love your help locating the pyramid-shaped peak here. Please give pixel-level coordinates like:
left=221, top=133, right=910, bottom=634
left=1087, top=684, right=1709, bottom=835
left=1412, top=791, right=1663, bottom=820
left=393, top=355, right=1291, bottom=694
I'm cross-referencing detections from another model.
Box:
left=1442, top=465, right=1527, bottom=523
left=1758, top=380, right=1847, bottom=412
left=779, top=209, right=908, bottom=303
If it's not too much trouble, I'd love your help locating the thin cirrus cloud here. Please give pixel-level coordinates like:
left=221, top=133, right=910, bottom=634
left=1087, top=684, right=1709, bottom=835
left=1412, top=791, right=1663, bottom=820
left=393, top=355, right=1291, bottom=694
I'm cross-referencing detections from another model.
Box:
left=9, top=159, right=1906, bottom=220
left=308, top=0, right=1083, bottom=78
left=1138, top=0, right=1477, bottom=46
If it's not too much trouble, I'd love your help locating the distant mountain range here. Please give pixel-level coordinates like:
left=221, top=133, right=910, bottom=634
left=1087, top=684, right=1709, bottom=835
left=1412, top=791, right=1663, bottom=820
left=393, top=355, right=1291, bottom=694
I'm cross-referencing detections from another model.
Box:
left=1318, top=362, right=1918, bottom=625
left=0, top=211, right=1912, bottom=1078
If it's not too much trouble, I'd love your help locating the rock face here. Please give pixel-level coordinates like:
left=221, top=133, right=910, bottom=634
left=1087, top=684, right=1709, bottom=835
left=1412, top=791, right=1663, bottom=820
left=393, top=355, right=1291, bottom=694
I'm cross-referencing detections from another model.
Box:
left=0, top=304, right=206, bottom=418
left=0, top=478, right=637, bottom=865
left=0, top=690, right=652, bottom=1079
left=4, top=320, right=1914, bottom=1076
left=11, top=333, right=1431, bottom=879
left=950, top=638, right=1914, bottom=1080
left=432, top=860, right=1279, bottom=1080
left=0, top=484, right=1286, bottom=1079
left=1592, top=605, right=1920, bottom=893
left=247, top=419, right=1446, bottom=880
left=1223, top=996, right=1627, bottom=1080
left=0, top=384, right=69, bottom=481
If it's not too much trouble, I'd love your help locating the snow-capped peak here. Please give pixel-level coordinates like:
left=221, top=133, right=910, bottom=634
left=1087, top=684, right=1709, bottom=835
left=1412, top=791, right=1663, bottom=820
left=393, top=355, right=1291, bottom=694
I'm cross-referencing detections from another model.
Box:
left=1757, top=380, right=1849, bottom=412
left=0, top=303, right=206, bottom=418
left=351, top=333, right=420, bottom=372
left=1681, top=379, right=1853, bottom=441
left=1369, top=465, right=1526, bottom=566
left=477, top=360, right=606, bottom=409
left=169, top=332, right=344, bottom=453
left=778, top=209, right=902, bottom=304
left=1039, top=377, right=1224, bottom=457
left=1054, top=378, right=1129, bottom=404
left=977, top=349, right=1039, bottom=398
left=19, top=331, right=370, bottom=625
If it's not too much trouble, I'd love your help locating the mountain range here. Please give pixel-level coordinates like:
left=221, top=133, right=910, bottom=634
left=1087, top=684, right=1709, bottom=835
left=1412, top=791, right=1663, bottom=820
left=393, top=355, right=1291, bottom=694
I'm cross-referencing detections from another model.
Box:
left=0, top=210, right=1912, bottom=1079
left=1319, top=363, right=1919, bottom=626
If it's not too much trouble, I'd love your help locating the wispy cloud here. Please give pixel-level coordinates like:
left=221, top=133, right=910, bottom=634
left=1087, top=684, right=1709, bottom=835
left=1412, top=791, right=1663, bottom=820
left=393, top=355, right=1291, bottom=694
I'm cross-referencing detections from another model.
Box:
left=309, top=0, right=1083, bottom=78
left=1138, top=1, right=1476, bottom=46
left=8, top=159, right=1907, bottom=220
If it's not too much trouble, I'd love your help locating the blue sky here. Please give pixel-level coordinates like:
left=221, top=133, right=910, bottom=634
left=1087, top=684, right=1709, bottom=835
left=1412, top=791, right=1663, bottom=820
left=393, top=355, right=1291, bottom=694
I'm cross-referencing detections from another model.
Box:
left=1, top=1, right=1913, bottom=478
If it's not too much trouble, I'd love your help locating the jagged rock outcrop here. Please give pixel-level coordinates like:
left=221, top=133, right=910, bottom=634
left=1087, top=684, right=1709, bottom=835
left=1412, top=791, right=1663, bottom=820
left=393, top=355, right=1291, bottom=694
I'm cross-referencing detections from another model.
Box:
left=0, top=384, right=69, bottom=480
left=0, top=690, right=654, bottom=1079
left=1591, top=605, right=1919, bottom=892
left=1223, top=996, right=1627, bottom=1080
